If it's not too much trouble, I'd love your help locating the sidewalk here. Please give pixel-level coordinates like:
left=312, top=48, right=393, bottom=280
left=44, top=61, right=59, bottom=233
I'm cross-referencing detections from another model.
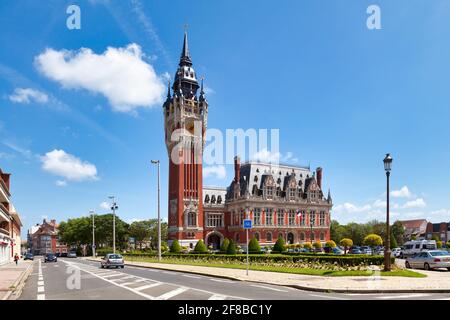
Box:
left=0, top=260, right=33, bottom=300
left=84, top=257, right=450, bottom=293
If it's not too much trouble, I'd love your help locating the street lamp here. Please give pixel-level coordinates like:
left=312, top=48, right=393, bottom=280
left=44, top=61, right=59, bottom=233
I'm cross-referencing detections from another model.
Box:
left=383, top=153, right=393, bottom=272
left=151, top=160, right=161, bottom=262
left=90, top=210, right=95, bottom=258
left=109, top=196, right=118, bottom=254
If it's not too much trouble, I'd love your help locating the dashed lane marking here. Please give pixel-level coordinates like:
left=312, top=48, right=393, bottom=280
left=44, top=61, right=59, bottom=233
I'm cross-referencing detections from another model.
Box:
left=37, top=294, right=45, bottom=300
left=250, top=284, right=289, bottom=292
left=377, top=294, right=430, bottom=300
left=182, top=275, right=201, bottom=279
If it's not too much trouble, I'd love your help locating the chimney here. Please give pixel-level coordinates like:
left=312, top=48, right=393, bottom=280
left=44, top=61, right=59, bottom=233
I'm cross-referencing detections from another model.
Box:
left=316, top=167, right=322, bottom=190
left=234, top=156, right=241, bottom=183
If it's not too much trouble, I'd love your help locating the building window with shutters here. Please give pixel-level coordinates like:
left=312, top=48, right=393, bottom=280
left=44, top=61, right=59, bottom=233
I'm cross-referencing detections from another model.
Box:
left=300, top=232, right=305, bottom=241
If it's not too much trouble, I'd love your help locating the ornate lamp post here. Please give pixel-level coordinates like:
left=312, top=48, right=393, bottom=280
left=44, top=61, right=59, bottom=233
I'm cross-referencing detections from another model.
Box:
left=383, top=153, right=393, bottom=271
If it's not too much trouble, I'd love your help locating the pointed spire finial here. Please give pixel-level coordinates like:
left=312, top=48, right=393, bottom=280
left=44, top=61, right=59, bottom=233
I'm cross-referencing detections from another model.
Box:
left=167, top=80, right=171, bottom=98
left=179, top=26, right=192, bottom=66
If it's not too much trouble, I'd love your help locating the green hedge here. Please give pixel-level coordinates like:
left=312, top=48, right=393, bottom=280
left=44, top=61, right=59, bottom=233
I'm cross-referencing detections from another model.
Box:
left=122, top=252, right=394, bottom=266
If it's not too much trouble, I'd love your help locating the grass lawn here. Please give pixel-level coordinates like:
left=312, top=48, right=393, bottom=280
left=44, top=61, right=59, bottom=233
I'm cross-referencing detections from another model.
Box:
left=124, top=256, right=426, bottom=278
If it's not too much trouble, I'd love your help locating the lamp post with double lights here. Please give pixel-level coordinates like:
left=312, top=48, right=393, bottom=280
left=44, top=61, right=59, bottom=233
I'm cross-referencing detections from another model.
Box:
left=383, top=153, right=393, bottom=272
left=109, top=196, right=118, bottom=254
left=90, top=210, right=95, bottom=258
left=151, top=160, right=161, bottom=262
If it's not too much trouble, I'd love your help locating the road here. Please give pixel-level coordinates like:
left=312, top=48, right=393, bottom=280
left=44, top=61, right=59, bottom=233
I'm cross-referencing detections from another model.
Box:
left=18, top=258, right=450, bottom=300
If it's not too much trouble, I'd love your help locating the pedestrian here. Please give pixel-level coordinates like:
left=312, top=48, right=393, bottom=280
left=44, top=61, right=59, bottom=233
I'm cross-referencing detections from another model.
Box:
left=14, top=253, right=19, bottom=265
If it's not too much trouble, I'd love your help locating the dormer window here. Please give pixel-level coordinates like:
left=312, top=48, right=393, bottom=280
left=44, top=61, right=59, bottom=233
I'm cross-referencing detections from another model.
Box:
left=211, top=195, right=216, bottom=204
left=204, top=194, right=210, bottom=203
left=265, top=186, right=273, bottom=199
left=217, top=195, right=222, bottom=204
left=289, top=188, right=296, bottom=199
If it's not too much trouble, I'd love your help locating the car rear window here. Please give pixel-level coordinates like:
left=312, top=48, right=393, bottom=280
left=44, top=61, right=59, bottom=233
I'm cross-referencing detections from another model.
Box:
left=430, top=251, right=449, bottom=256
left=109, top=254, right=122, bottom=259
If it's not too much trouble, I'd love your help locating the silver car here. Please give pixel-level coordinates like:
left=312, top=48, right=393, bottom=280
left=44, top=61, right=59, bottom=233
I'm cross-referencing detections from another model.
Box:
left=101, top=253, right=124, bottom=269
left=405, top=250, right=450, bottom=271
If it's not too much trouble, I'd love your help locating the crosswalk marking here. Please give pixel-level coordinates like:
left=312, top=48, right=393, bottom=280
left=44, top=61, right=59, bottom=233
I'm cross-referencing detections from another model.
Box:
left=183, top=274, right=201, bottom=279
left=102, top=273, right=126, bottom=278
left=250, top=284, right=289, bottom=292
left=37, top=294, right=45, bottom=300
left=209, top=294, right=226, bottom=300
left=134, top=283, right=161, bottom=291
left=156, top=287, right=188, bottom=300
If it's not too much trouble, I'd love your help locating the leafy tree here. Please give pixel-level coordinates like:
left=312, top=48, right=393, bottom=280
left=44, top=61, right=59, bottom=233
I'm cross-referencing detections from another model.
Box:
left=340, top=238, right=353, bottom=255
left=391, top=221, right=405, bottom=245
left=220, top=238, right=230, bottom=252
left=129, top=220, right=151, bottom=250
left=170, top=239, right=181, bottom=253
left=272, top=236, right=286, bottom=253
left=248, top=237, right=261, bottom=253
left=193, top=239, right=207, bottom=253
left=325, top=240, right=336, bottom=248
left=390, top=232, right=398, bottom=249
left=363, top=234, right=383, bottom=254
left=226, top=239, right=237, bottom=255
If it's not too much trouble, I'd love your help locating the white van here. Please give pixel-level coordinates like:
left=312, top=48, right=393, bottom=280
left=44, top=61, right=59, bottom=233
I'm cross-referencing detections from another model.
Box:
left=400, top=240, right=437, bottom=258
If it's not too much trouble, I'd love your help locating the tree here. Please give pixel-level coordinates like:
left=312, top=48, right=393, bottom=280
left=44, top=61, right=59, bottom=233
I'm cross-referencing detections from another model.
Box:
left=363, top=234, right=383, bottom=254
left=303, top=242, right=313, bottom=251
left=390, top=232, right=398, bottom=249
left=129, top=220, right=151, bottom=250
left=248, top=237, right=261, bottom=253
left=226, top=239, right=236, bottom=255
left=272, top=236, right=286, bottom=253
left=432, top=235, right=440, bottom=242
left=391, top=221, right=405, bottom=245
left=170, top=239, right=181, bottom=253
left=437, top=241, right=443, bottom=249
left=340, top=238, right=353, bottom=255
left=147, top=219, right=168, bottom=250
left=220, top=238, right=230, bottom=252
left=193, top=239, right=207, bottom=253
left=313, top=241, right=322, bottom=252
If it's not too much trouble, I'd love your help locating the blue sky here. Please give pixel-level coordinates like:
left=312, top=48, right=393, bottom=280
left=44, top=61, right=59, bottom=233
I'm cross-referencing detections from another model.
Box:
left=1, top=0, right=450, bottom=238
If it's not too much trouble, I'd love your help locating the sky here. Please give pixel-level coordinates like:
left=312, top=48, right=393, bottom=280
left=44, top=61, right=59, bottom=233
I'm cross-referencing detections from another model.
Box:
left=1, top=0, right=450, bottom=239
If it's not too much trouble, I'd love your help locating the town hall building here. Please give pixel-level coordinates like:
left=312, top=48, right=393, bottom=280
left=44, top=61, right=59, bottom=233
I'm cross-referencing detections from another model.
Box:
left=163, top=32, right=332, bottom=250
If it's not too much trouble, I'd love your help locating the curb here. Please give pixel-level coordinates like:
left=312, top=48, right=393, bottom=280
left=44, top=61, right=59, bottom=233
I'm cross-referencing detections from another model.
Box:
left=1, top=262, right=34, bottom=300
left=82, top=258, right=450, bottom=294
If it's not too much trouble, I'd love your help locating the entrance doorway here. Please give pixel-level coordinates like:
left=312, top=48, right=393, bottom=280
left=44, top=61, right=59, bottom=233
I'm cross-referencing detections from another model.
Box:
left=207, top=233, right=221, bottom=250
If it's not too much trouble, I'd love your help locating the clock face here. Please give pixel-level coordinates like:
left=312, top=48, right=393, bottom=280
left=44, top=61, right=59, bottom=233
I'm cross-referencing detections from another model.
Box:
left=170, top=199, right=177, bottom=216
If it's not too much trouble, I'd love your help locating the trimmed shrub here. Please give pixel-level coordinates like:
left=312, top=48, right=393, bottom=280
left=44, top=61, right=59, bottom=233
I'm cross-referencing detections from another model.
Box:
left=303, top=242, right=313, bottom=250
left=325, top=240, right=336, bottom=248
left=363, top=234, right=383, bottom=247
left=170, top=239, right=181, bottom=253
left=313, top=241, right=322, bottom=250
left=226, top=239, right=237, bottom=255
left=437, top=241, right=443, bottom=249
left=295, top=243, right=304, bottom=249
left=340, top=238, right=353, bottom=254
left=273, top=237, right=286, bottom=253
left=193, top=240, right=208, bottom=254
left=248, top=237, right=261, bottom=253
left=220, top=238, right=230, bottom=253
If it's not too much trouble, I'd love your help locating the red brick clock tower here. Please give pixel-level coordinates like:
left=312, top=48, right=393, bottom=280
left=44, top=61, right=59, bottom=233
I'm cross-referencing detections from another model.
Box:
left=163, top=32, right=208, bottom=247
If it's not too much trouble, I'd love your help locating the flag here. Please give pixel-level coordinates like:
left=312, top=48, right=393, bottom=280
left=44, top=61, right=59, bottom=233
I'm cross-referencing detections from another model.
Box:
left=296, top=210, right=302, bottom=218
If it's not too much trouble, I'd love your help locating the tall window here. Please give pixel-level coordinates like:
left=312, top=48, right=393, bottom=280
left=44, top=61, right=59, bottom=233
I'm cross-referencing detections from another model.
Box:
left=299, top=210, right=306, bottom=226
left=265, top=208, right=273, bottom=225
left=299, top=232, right=305, bottom=241
left=266, top=232, right=272, bottom=242
left=254, top=232, right=260, bottom=241
left=266, top=186, right=273, bottom=199
left=320, top=232, right=325, bottom=241
left=188, top=212, right=196, bottom=227
left=206, top=213, right=223, bottom=227
left=236, top=233, right=240, bottom=243
left=277, top=211, right=285, bottom=226
left=319, top=211, right=326, bottom=226
left=239, top=210, right=245, bottom=226
left=310, top=211, right=316, bottom=226
left=289, top=188, right=296, bottom=200
left=311, top=232, right=315, bottom=241
left=254, top=208, right=261, bottom=226
left=288, top=210, right=296, bottom=226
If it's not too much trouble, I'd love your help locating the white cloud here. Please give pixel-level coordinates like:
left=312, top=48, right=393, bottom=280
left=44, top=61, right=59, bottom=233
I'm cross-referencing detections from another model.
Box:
left=251, top=149, right=298, bottom=164
left=55, top=180, right=67, bottom=187
left=391, top=186, right=412, bottom=198
left=100, top=202, right=110, bottom=210
left=41, top=149, right=98, bottom=182
left=35, top=44, right=165, bottom=113
left=333, top=202, right=372, bottom=214
left=8, top=87, right=48, bottom=104
left=402, top=198, right=426, bottom=209
left=203, top=165, right=227, bottom=179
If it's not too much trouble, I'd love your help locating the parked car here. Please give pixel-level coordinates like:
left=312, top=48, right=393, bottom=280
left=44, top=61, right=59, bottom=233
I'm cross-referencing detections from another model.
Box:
left=349, top=248, right=363, bottom=254
left=392, top=247, right=401, bottom=257
left=44, top=253, right=57, bottom=263
left=360, top=246, right=373, bottom=255
left=400, top=240, right=437, bottom=259
left=67, top=252, right=77, bottom=258
left=60, top=252, right=68, bottom=257
left=331, top=247, right=344, bottom=255
left=101, top=253, right=124, bottom=269
left=405, top=250, right=450, bottom=271
left=24, top=253, right=34, bottom=260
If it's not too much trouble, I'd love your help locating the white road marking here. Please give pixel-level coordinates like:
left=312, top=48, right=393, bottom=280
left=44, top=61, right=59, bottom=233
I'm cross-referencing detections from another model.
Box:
left=102, top=273, right=126, bottom=278
left=162, top=271, right=177, bottom=275
left=120, top=279, right=148, bottom=286
left=250, top=284, right=289, bottom=292
left=37, top=281, right=44, bottom=286
left=37, top=260, right=45, bottom=300
left=53, top=265, right=59, bottom=267
left=37, top=286, right=45, bottom=293
left=134, top=283, right=161, bottom=291
left=209, top=278, right=233, bottom=283
left=37, top=294, right=45, bottom=300
left=309, top=294, right=348, bottom=300
left=182, top=275, right=201, bottom=279
left=378, top=294, right=430, bottom=300
left=209, top=294, right=227, bottom=300
left=156, top=287, right=188, bottom=300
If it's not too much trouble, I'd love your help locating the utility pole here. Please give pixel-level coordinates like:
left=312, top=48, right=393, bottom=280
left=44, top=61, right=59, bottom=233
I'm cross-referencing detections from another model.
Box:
left=151, top=160, right=161, bottom=262
left=90, top=210, right=95, bottom=258
left=109, top=196, right=118, bottom=254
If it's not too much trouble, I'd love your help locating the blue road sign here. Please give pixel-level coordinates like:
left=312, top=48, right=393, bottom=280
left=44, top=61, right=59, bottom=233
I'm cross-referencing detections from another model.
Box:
left=243, top=219, right=252, bottom=229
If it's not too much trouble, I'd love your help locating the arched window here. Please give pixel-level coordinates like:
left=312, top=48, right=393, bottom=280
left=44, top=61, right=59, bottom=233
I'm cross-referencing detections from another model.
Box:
left=300, top=232, right=305, bottom=241
left=310, top=232, right=315, bottom=241
left=320, top=232, right=325, bottom=241
left=254, top=232, right=260, bottom=241
left=217, top=195, right=222, bottom=204
left=266, top=232, right=272, bottom=242
left=188, top=212, right=196, bottom=227
left=235, top=233, right=240, bottom=243
left=211, top=195, right=216, bottom=204
left=204, top=194, right=210, bottom=203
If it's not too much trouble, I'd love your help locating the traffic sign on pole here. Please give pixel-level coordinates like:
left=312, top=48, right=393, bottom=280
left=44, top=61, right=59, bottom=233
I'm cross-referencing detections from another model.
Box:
left=243, top=219, right=252, bottom=229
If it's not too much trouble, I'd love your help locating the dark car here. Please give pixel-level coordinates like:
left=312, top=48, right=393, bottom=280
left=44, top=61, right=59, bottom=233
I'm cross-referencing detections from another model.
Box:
left=24, top=253, right=34, bottom=260
left=44, top=253, right=57, bottom=263
left=60, top=252, right=68, bottom=257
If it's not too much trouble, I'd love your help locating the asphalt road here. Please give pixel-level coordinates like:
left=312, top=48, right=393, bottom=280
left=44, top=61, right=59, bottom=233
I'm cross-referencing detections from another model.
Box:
left=18, top=258, right=450, bottom=300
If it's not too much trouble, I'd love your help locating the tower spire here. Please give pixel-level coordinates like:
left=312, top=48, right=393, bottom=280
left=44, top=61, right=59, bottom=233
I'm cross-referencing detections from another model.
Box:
left=179, top=30, right=192, bottom=66
left=166, top=80, right=171, bottom=98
